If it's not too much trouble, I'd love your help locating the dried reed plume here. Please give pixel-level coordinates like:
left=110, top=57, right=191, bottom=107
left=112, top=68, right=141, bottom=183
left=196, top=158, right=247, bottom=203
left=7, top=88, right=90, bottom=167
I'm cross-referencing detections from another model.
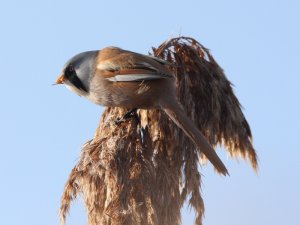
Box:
left=59, top=37, right=257, bottom=225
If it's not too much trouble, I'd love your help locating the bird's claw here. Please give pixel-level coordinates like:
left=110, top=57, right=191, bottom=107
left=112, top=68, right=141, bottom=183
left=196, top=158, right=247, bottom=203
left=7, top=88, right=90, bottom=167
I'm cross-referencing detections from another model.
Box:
left=114, top=108, right=138, bottom=125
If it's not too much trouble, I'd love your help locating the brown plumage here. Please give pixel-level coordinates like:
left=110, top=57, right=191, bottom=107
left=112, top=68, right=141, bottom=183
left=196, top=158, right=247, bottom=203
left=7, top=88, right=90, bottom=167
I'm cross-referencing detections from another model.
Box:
left=59, top=37, right=257, bottom=225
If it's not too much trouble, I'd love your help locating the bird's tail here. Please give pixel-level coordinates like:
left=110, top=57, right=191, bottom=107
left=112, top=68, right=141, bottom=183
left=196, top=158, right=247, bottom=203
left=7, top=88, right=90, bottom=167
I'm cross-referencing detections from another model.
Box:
left=162, top=100, right=228, bottom=175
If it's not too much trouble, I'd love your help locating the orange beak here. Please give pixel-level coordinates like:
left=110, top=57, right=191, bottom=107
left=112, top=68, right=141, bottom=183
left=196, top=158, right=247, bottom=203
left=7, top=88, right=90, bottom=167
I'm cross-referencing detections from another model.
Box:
left=55, top=74, right=65, bottom=85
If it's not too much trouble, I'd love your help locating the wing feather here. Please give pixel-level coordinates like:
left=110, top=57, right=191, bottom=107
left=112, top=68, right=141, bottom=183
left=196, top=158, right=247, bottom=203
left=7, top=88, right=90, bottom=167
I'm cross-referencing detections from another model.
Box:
left=97, top=47, right=174, bottom=82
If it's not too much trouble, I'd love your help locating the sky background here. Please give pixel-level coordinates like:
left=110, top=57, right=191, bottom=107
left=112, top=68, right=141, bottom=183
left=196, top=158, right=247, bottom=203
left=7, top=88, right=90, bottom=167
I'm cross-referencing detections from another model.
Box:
left=0, top=1, right=299, bottom=225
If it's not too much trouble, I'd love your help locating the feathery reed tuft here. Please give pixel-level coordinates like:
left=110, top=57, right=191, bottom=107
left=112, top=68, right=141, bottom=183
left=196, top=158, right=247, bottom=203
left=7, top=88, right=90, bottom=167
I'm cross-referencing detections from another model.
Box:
left=59, top=37, right=257, bottom=225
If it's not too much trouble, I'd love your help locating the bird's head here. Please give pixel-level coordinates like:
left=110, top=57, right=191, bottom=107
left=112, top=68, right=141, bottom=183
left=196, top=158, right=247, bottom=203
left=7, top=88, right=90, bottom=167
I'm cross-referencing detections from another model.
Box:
left=55, top=51, right=99, bottom=96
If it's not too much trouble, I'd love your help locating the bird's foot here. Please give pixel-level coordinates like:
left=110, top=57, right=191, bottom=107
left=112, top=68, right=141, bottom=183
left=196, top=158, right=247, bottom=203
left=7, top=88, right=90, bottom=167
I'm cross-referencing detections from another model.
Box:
left=114, top=108, right=138, bottom=125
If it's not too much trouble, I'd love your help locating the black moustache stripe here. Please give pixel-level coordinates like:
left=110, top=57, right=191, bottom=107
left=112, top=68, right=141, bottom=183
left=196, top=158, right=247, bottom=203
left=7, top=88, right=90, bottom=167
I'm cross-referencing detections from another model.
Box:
left=69, top=75, right=88, bottom=92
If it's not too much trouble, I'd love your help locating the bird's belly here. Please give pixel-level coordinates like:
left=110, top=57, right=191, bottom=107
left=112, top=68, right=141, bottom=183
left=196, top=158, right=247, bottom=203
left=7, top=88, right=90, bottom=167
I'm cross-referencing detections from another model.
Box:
left=87, top=81, right=162, bottom=109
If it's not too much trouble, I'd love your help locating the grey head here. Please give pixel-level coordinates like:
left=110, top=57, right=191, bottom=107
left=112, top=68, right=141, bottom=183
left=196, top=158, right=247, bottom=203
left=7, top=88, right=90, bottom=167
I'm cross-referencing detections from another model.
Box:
left=59, top=51, right=99, bottom=96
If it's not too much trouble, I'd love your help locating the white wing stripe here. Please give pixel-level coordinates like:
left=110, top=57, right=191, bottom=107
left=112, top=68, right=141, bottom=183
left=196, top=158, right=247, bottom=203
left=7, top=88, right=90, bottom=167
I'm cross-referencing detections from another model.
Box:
left=106, top=74, right=171, bottom=82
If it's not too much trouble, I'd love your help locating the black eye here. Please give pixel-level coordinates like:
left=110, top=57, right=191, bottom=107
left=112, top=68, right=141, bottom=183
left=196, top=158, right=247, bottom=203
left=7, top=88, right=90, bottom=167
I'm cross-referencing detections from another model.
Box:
left=65, top=65, right=76, bottom=78
left=64, top=64, right=88, bottom=92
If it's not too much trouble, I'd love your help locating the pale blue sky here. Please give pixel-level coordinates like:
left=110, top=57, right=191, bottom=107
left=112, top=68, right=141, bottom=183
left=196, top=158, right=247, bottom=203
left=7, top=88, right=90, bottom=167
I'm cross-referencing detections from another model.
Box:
left=0, top=1, right=299, bottom=225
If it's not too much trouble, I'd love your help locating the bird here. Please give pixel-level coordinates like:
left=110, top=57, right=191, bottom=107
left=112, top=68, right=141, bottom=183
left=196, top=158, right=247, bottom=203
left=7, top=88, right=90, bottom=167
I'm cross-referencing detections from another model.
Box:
left=55, top=46, right=228, bottom=175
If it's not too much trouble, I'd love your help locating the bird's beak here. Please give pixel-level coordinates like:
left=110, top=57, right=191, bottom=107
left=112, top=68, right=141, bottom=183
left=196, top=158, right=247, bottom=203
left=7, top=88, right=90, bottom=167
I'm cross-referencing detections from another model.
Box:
left=54, top=74, right=64, bottom=85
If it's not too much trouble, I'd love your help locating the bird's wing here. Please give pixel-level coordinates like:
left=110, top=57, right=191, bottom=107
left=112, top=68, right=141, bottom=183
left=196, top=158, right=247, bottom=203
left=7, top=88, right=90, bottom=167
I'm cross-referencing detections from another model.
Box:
left=96, top=47, right=173, bottom=82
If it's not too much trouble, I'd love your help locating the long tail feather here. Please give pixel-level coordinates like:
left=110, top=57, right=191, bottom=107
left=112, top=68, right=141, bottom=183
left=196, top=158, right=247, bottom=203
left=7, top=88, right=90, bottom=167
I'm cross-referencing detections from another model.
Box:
left=163, top=100, right=228, bottom=175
